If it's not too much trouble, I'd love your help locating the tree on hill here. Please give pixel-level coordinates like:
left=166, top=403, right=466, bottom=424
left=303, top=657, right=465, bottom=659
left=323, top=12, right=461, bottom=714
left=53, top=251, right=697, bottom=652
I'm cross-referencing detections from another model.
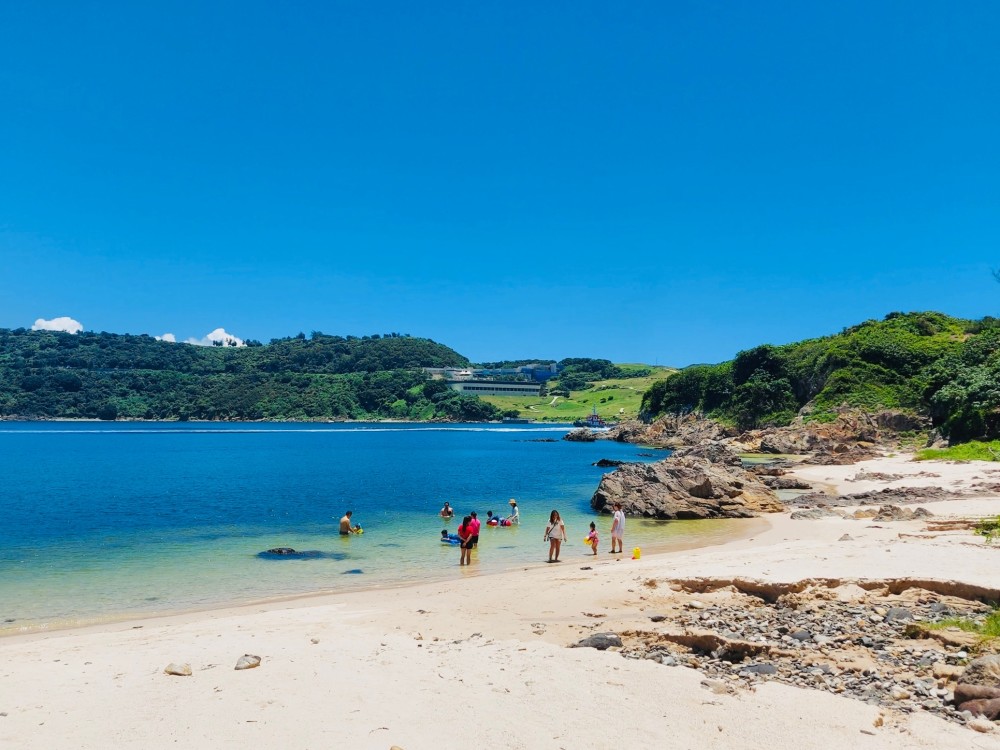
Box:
left=0, top=328, right=498, bottom=422
left=641, top=312, right=1000, bottom=443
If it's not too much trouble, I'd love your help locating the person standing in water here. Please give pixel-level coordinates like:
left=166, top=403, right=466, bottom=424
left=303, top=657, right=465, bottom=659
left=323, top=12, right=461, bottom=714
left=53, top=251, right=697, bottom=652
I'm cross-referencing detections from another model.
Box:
left=339, top=510, right=354, bottom=536
left=507, top=499, right=520, bottom=525
left=544, top=509, right=566, bottom=563
left=469, top=511, right=481, bottom=548
left=457, top=515, right=474, bottom=565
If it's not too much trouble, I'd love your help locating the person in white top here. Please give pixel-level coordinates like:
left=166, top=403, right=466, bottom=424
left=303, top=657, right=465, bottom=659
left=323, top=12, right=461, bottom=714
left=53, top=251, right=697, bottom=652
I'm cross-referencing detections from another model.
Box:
left=610, top=502, right=625, bottom=553
left=507, top=499, right=520, bottom=525
left=545, top=509, right=566, bottom=563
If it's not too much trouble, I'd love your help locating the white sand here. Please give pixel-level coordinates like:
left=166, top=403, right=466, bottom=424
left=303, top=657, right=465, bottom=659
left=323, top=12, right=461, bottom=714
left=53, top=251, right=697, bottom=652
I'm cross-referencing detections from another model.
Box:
left=2, top=454, right=999, bottom=749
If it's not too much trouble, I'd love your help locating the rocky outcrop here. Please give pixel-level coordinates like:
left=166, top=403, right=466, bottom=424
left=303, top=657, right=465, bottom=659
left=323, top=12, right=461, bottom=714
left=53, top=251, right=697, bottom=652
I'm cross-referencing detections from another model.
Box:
left=591, top=451, right=783, bottom=520
left=604, top=413, right=735, bottom=448
left=671, top=441, right=743, bottom=466
left=616, top=577, right=995, bottom=726
left=956, top=657, right=1000, bottom=719
left=738, top=410, right=926, bottom=460
left=873, top=505, right=933, bottom=522
left=571, top=633, right=623, bottom=650
left=760, top=475, right=813, bottom=490
left=786, top=486, right=963, bottom=509
left=801, top=445, right=880, bottom=465
left=593, top=458, right=628, bottom=467
left=962, top=655, right=1000, bottom=690
left=563, top=428, right=598, bottom=442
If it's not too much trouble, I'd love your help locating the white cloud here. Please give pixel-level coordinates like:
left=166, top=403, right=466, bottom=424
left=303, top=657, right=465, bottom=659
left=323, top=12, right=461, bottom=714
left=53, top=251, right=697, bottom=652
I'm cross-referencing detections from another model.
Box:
left=185, top=327, right=245, bottom=347
left=33, top=316, right=83, bottom=334
left=155, top=333, right=177, bottom=343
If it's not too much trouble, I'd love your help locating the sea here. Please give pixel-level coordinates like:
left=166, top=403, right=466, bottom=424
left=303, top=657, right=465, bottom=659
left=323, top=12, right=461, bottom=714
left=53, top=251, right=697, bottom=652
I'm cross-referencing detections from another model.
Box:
left=0, top=422, right=754, bottom=634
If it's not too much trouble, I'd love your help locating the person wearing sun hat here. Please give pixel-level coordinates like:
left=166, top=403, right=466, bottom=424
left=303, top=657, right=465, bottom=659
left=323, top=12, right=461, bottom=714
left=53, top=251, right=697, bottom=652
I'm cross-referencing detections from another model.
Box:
left=506, top=498, right=520, bottom=525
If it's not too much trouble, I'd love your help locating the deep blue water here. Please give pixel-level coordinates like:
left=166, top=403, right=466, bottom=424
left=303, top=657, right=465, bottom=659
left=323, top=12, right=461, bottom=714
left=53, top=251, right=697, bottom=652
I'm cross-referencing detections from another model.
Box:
left=0, top=422, right=746, bottom=633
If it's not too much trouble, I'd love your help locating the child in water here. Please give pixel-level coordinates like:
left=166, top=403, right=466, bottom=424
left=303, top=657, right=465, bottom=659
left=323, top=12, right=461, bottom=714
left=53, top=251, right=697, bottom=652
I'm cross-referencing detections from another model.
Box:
left=586, top=521, right=599, bottom=555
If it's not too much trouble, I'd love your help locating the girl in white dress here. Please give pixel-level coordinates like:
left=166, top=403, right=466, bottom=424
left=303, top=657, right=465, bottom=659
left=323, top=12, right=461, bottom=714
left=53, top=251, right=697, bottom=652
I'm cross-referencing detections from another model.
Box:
left=544, top=509, right=566, bottom=562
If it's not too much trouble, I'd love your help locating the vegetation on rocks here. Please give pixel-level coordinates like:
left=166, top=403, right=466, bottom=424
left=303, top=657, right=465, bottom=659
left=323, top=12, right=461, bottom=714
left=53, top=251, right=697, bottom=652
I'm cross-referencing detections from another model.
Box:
left=916, top=441, right=1000, bottom=462
left=642, top=312, right=1000, bottom=443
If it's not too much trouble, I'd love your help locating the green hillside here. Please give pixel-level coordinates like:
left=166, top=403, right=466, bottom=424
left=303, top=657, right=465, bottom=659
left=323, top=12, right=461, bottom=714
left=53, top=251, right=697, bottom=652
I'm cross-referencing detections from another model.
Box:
left=480, top=366, right=677, bottom=422
left=642, top=311, right=1000, bottom=443
left=0, top=328, right=502, bottom=421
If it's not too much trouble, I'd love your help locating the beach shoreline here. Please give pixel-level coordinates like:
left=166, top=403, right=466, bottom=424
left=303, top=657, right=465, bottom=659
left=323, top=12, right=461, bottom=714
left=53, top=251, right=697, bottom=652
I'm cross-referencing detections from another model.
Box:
left=0, top=514, right=768, bottom=641
left=2, top=453, right=999, bottom=748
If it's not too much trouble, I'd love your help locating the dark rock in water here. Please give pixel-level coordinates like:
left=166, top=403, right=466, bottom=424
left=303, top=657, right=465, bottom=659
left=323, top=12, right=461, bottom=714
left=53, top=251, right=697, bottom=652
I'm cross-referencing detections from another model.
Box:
left=524, top=438, right=558, bottom=443
left=342, top=568, right=364, bottom=575
left=257, top=549, right=349, bottom=560
left=572, top=633, right=623, bottom=651
left=593, top=458, right=628, bottom=467
left=564, top=428, right=598, bottom=443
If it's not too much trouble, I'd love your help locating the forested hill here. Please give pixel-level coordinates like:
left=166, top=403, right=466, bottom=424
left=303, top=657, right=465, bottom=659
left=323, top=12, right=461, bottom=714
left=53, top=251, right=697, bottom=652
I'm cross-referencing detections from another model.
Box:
left=0, top=329, right=504, bottom=421
left=642, top=312, right=1000, bottom=443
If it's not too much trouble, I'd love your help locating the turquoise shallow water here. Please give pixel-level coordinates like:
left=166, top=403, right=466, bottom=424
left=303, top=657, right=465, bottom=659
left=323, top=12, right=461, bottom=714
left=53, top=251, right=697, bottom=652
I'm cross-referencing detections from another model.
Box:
left=0, top=422, right=754, bottom=633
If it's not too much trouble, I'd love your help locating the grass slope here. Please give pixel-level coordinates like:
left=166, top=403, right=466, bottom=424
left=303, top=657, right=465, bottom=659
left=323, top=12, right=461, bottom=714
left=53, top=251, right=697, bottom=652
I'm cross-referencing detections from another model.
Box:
left=480, top=366, right=676, bottom=422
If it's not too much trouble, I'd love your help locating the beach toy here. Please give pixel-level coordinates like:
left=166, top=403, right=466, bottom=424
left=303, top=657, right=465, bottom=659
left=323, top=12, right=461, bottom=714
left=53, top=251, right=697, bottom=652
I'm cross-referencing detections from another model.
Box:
left=584, top=537, right=590, bottom=544
left=632, top=546, right=641, bottom=559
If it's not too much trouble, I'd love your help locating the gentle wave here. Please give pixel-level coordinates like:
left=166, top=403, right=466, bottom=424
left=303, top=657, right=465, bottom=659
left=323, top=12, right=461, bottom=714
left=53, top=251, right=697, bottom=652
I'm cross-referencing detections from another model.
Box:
left=0, top=426, right=574, bottom=435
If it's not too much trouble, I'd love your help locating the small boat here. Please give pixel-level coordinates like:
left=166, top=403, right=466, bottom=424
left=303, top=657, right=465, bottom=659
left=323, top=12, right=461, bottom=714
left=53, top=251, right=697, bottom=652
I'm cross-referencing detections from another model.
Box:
left=573, top=407, right=609, bottom=429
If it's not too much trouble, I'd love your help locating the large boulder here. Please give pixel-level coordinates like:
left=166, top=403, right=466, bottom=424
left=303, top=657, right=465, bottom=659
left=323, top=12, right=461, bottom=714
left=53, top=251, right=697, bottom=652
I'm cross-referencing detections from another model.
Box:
left=591, top=454, right=783, bottom=519
left=572, top=633, right=623, bottom=650
left=672, top=441, right=743, bottom=466
left=962, top=655, right=1000, bottom=689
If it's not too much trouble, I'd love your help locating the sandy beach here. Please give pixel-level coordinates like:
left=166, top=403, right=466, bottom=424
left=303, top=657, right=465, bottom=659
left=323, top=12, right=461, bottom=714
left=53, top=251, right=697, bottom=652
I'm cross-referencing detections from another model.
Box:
left=3, top=453, right=999, bottom=749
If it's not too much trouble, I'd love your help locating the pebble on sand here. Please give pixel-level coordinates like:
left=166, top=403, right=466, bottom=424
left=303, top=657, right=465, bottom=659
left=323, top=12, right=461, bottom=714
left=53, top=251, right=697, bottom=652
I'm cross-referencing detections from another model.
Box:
left=235, top=654, right=262, bottom=670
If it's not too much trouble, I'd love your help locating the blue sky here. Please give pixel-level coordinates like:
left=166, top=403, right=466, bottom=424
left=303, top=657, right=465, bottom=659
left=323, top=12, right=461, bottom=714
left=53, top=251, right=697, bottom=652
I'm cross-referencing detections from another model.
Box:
left=1, top=1, right=998, bottom=366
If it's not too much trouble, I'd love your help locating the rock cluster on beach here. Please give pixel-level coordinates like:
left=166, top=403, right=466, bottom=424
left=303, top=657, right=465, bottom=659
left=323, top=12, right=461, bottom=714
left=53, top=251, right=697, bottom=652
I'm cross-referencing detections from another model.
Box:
left=578, top=407, right=948, bottom=521
left=580, top=578, right=1000, bottom=728
left=591, top=443, right=783, bottom=519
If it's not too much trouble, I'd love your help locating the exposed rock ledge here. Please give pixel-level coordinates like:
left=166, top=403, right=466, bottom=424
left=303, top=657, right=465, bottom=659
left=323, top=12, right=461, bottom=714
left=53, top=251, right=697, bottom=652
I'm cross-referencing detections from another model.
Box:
left=587, top=409, right=930, bottom=465
left=591, top=443, right=783, bottom=519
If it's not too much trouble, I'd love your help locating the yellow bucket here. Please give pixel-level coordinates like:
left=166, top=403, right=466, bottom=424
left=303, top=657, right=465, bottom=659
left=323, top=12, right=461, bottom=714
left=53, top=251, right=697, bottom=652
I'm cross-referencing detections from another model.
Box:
left=632, top=547, right=641, bottom=559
